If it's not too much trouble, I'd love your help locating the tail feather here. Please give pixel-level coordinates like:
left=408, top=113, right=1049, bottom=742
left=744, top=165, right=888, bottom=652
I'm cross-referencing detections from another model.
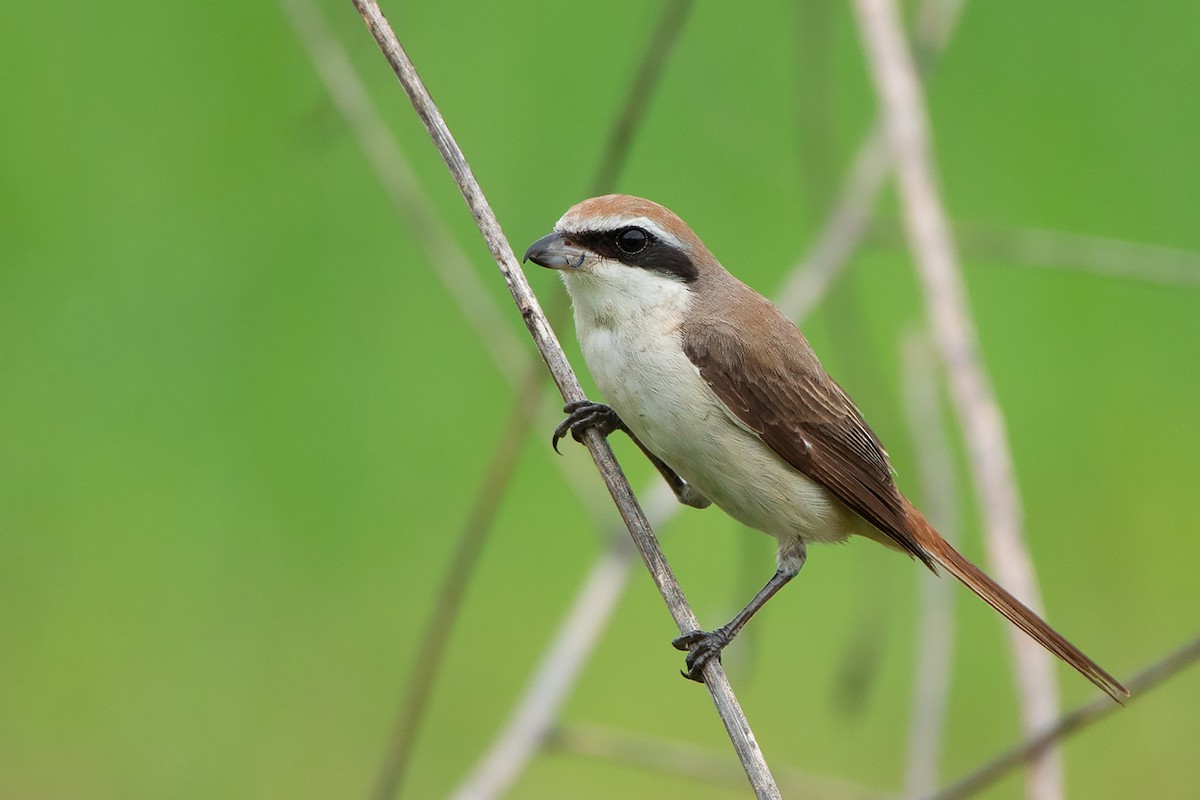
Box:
left=904, top=499, right=1129, bottom=703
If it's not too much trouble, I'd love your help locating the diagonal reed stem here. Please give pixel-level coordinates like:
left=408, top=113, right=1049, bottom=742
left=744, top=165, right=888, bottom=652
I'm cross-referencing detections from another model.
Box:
left=336, top=2, right=693, bottom=797
left=927, top=634, right=1200, bottom=800
left=348, top=2, right=779, bottom=797
left=852, top=0, right=1066, bottom=795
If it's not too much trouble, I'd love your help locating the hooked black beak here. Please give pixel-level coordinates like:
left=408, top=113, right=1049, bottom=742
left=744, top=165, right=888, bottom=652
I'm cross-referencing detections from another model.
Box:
left=523, top=231, right=591, bottom=270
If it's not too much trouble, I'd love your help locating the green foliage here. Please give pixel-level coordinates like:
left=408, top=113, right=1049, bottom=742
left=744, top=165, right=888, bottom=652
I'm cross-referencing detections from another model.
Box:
left=1, top=2, right=1197, bottom=798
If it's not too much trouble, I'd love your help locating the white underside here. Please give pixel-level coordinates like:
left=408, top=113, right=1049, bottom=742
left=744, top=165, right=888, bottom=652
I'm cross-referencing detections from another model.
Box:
left=561, top=264, right=858, bottom=566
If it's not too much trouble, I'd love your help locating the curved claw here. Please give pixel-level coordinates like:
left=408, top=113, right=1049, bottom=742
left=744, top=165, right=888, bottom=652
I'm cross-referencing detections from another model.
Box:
left=672, top=629, right=706, bottom=651
left=551, top=418, right=572, bottom=454
left=672, top=627, right=733, bottom=682
left=551, top=402, right=596, bottom=453
left=551, top=400, right=624, bottom=453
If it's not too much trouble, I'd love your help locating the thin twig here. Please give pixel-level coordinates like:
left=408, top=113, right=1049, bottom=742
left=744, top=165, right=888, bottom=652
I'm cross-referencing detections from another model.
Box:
left=349, top=3, right=780, bottom=798
left=280, top=6, right=604, bottom=795
left=367, top=363, right=545, bottom=800
left=901, top=332, right=959, bottom=798
left=450, top=545, right=636, bottom=800
left=448, top=480, right=678, bottom=800
left=547, top=722, right=895, bottom=800
left=900, top=220, right=1200, bottom=289
left=334, top=1, right=695, bottom=794
left=775, top=0, right=966, bottom=322
left=775, top=124, right=892, bottom=319
left=927, top=634, right=1200, bottom=800
left=587, top=0, right=694, bottom=196
left=851, top=2, right=1063, bottom=797
left=279, top=0, right=524, bottom=381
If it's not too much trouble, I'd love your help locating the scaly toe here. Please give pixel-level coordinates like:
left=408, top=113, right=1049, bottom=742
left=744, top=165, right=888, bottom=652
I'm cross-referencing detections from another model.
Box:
left=672, top=627, right=732, bottom=681
left=672, top=629, right=706, bottom=651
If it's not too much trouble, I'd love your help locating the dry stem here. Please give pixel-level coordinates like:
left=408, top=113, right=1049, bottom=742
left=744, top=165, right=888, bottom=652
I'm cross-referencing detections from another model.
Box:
left=901, top=333, right=959, bottom=798
left=451, top=547, right=636, bottom=800
left=852, top=1, right=1063, bottom=795
left=349, top=2, right=779, bottom=796
left=336, top=0, right=691, bottom=794
left=279, top=0, right=524, bottom=380
left=367, top=363, right=545, bottom=800
left=548, top=722, right=893, bottom=800
left=927, top=634, right=1200, bottom=800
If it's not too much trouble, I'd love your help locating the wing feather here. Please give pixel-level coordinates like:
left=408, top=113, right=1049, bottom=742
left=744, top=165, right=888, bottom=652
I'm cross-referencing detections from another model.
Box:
left=682, top=295, right=933, bottom=567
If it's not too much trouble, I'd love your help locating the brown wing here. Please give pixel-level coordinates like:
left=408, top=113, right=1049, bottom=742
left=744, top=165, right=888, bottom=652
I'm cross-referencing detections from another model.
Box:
left=682, top=293, right=934, bottom=568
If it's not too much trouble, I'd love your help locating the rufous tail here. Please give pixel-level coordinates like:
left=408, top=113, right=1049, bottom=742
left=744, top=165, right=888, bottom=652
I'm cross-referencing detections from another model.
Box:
left=903, top=498, right=1129, bottom=702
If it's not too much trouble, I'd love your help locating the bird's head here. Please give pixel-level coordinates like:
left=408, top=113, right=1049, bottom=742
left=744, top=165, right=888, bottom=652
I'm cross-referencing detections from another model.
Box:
left=523, top=195, right=716, bottom=291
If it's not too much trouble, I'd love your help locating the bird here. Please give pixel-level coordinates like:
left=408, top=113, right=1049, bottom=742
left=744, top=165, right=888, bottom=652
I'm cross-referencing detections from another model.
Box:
left=523, top=194, right=1127, bottom=701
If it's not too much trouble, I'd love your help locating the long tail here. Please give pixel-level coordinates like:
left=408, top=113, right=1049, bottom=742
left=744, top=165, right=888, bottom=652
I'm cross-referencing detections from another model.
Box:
left=903, top=498, right=1129, bottom=702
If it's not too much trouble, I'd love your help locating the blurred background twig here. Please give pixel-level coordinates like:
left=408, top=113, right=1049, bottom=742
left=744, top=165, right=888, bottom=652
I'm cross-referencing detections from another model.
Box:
left=928, top=634, right=1200, bottom=800
left=900, top=333, right=959, bottom=799
left=853, top=0, right=1063, bottom=794
left=2, top=1, right=1198, bottom=799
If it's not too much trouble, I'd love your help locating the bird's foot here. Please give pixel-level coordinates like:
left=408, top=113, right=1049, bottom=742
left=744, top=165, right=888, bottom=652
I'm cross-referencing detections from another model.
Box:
left=552, top=400, right=625, bottom=453
left=672, top=626, right=734, bottom=683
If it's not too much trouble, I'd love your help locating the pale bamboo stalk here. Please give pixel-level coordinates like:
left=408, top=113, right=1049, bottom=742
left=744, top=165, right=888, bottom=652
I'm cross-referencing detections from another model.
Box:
left=348, top=3, right=780, bottom=797
left=775, top=124, right=892, bottom=319
left=851, top=1, right=1062, bottom=797
left=900, top=333, right=959, bottom=798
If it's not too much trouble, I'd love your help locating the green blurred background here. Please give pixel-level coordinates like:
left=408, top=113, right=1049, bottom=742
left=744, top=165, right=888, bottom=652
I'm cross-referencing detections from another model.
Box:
left=2, top=1, right=1198, bottom=798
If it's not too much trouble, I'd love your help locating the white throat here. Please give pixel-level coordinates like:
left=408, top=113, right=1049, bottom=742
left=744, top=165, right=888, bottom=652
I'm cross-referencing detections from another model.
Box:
left=559, top=258, right=693, bottom=335
left=558, top=258, right=696, bottom=465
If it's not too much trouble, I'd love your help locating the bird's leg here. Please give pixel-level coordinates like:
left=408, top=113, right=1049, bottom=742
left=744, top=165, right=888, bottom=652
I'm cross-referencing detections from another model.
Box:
left=631, top=440, right=711, bottom=510
left=672, top=544, right=806, bottom=682
left=552, top=400, right=710, bottom=509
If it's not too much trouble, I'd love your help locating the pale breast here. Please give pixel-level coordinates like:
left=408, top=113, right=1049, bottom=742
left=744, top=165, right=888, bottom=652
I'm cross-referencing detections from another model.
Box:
left=574, top=295, right=856, bottom=547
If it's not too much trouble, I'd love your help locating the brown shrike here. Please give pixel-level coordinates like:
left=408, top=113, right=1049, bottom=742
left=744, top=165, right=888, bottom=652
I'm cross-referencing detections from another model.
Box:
left=524, top=194, right=1126, bottom=701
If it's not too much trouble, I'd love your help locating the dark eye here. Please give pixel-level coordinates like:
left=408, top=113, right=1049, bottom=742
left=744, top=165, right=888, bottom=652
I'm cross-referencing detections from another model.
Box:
left=614, top=227, right=649, bottom=255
